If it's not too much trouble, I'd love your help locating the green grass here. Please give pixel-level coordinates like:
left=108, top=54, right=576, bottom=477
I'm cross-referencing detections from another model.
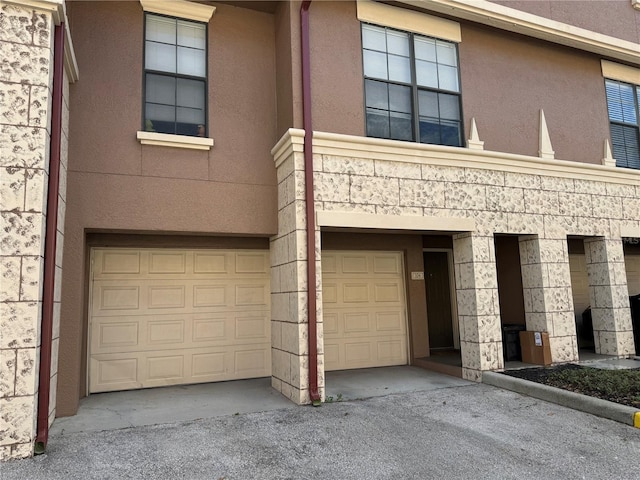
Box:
left=544, top=367, right=640, bottom=409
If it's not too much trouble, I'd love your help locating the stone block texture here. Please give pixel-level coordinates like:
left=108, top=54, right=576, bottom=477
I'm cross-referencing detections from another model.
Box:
left=273, top=130, right=640, bottom=388
left=272, top=145, right=324, bottom=404
left=1, top=4, right=66, bottom=461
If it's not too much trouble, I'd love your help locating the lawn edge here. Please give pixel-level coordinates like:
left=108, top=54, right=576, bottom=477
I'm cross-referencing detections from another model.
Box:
left=482, top=371, right=640, bottom=428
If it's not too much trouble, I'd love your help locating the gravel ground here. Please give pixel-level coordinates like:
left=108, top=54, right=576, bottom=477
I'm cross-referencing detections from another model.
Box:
left=1, top=383, right=639, bottom=480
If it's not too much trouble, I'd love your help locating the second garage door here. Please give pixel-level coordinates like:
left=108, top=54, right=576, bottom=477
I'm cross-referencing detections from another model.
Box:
left=322, top=251, right=408, bottom=371
left=89, top=248, right=271, bottom=393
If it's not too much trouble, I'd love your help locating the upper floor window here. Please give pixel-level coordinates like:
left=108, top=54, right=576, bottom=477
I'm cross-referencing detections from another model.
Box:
left=362, top=24, right=462, bottom=147
left=605, top=79, right=640, bottom=169
left=144, top=13, right=207, bottom=137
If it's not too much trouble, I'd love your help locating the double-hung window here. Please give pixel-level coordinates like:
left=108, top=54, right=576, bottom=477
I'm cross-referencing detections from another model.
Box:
left=605, top=79, right=640, bottom=169
left=362, top=24, right=463, bottom=147
left=144, top=13, right=207, bottom=137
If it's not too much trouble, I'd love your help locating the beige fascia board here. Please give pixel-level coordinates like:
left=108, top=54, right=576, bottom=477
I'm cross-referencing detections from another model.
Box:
left=139, top=0, right=216, bottom=23
left=602, top=60, right=640, bottom=85
left=311, top=131, right=640, bottom=187
left=397, top=0, right=640, bottom=65
left=357, top=0, right=461, bottom=42
left=316, top=211, right=475, bottom=233
left=272, top=128, right=305, bottom=168
left=3, top=0, right=79, bottom=82
left=136, top=131, right=214, bottom=150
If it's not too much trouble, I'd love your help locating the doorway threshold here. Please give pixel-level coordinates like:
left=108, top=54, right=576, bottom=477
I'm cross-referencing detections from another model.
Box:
left=414, top=351, right=462, bottom=378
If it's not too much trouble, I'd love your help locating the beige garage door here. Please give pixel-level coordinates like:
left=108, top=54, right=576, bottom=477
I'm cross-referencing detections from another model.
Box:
left=322, top=251, right=408, bottom=371
left=89, top=248, right=271, bottom=393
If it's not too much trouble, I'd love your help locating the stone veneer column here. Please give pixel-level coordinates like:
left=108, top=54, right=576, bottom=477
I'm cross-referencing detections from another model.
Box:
left=270, top=131, right=324, bottom=404
left=453, top=233, right=503, bottom=381
left=518, top=236, right=578, bottom=363
left=584, top=238, right=636, bottom=356
left=0, top=3, right=58, bottom=460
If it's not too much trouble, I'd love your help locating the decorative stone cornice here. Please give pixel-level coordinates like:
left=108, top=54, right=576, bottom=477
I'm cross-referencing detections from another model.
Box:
left=398, top=0, right=640, bottom=66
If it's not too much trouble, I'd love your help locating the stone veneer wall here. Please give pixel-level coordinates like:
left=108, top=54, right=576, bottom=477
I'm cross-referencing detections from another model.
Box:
left=270, top=140, right=325, bottom=403
left=0, top=3, right=68, bottom=461
left=274, top=129, right=639, bottom=385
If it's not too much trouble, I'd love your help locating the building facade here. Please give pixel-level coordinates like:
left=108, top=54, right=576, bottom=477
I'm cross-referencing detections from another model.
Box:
left=2, top=0, right=640, bottom=460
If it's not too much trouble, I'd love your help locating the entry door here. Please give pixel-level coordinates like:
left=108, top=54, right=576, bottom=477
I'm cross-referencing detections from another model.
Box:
left=424, top=251, right=455, bottom=350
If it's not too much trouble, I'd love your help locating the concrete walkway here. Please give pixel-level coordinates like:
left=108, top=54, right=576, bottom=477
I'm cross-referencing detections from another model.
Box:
left=2, top=380, right=639, bottom=479
left=51, top=366, right=468, bottom=435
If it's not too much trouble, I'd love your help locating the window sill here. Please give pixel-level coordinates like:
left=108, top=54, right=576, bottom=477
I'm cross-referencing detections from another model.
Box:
left=136, top=131, right=214, bottom=151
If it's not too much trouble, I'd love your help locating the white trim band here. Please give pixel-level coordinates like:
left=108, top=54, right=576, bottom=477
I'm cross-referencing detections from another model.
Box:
left=137, top=131, right=214, bottom=150
left=316, top=211, right=476, bottom=232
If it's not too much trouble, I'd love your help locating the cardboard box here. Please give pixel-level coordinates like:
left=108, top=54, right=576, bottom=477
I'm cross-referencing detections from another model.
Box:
left=519, top=331, right=552, bottom=366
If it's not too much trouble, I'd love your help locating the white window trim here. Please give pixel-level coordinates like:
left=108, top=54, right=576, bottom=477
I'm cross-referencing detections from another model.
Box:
left=601, top=60, right=640, bottom=86
left=137, top=131, right=214, bottom=150
left=139, top=0, right=216, bottom=23
left=357, top=0, right=461, bottom=43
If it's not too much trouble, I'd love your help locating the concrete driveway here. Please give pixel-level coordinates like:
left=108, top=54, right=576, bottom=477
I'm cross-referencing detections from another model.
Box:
left=1, top=369, right=639, bottom=479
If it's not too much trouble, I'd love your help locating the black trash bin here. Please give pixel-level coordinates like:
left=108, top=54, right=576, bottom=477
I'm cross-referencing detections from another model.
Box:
left=502, top=324, right=526, bottom=361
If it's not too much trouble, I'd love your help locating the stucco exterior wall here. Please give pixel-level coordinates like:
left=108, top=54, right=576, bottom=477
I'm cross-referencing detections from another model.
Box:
left=0, top=2, right=58, bottom=461
left=57, top=1, right=279, bottom=416
left=305, top=1, right=611, bottom=164
left=491, top=0, right=640, bottom=44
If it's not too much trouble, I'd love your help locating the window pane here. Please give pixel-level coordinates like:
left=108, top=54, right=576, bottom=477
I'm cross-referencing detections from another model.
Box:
left=419, top=117, right=440, bottom=144
left=363, top=49, right=388, bottom=80
left=440, top=119, right=461, bottom=146
left=437, top=64, right=459, bottom=92
left=177, top=46, right=206, bottom=77
left=611, top=124, right=640, bottom=169
left=388, top=54, right=411, bottom=83
left=438, top=93, right=460, bottom=121
left=436, top=40, right=457, bottom=67
left=365, top=79, right=389, bottom=110
left=362, top=24, right=386, bottom=52
left=177, top=78, right=205, bottom=109
left=177, top=20, right=206, bottom=49
left=386, top=30, right=409, bottom=56
left=415, top=59, right=438, bottom=88
left=418, top=90, right=438, bottom=118
left=146, top=15, right=176, bottom=44
left=605, top=81, right=623, bottom=122
left=146, top=103, right=175, bottom=123
left=366, top=108, right=390, bottom=138
left=390, top=112, right=412, bottom=141
left=146, top=41, right=176, bottom=73
left=389, top=84, right=411, bottom=113
left=414, top=37, right=436, bottom=62
left=146, top=74, right=175, bottom=105
left=177, top=106, right=205, bottom=125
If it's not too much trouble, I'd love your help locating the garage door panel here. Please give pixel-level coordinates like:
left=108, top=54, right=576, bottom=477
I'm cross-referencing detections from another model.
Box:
left=149, top=252, right=187, bottom=274
left=90, top=248, right=270, bottom=393
left=193, top=285, right=227, bottom=307
left=323, top=251, right=408, bottom=371
left=627, top=256, right=640, bottom=295
left=148, top=285, right=186, bottom=309
left=97, top=285, right=140, bottom=311
left=99, top=251, right=141, bottom=275
left=374, top=282, right=401, bottom=302
left=343, top=283, right=369, bottom=303
left=343, top=312, right=370, bottom=334
left=194, top=253, right=227, bottom=273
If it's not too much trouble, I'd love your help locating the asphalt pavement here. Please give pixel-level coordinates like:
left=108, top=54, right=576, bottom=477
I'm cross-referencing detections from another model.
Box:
left=1, top=382, right=639, bottom=479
